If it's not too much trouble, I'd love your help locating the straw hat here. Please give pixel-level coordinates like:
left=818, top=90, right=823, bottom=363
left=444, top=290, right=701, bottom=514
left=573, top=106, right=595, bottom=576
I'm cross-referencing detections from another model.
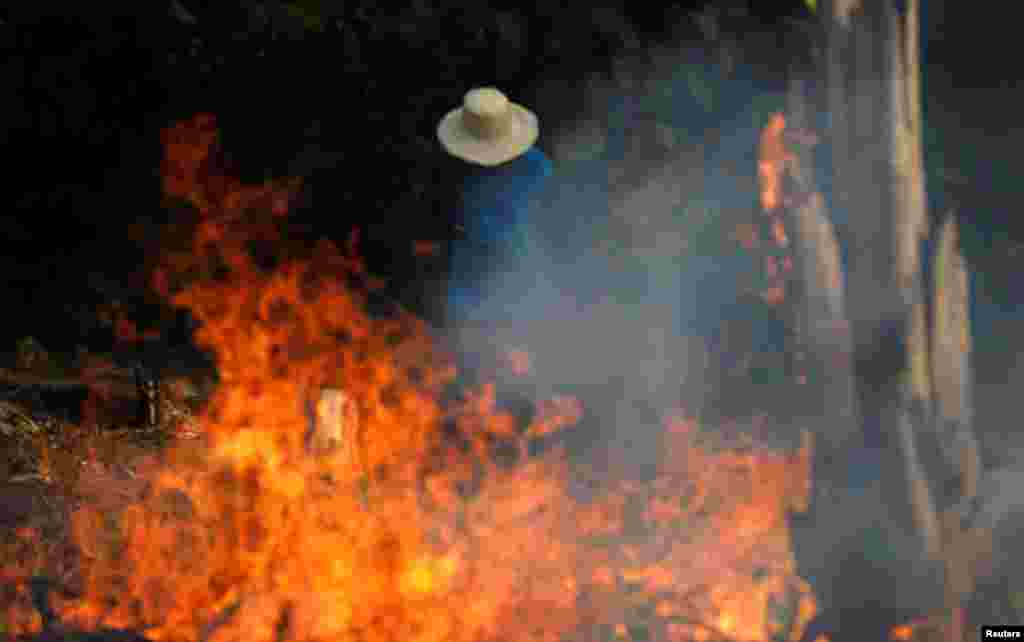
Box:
left=437, top=87, right=539, bottom=167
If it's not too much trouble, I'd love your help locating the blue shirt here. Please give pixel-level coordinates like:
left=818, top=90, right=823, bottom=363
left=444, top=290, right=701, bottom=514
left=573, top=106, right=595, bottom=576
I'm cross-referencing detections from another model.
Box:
left=446, top=147, right=554, bottom=326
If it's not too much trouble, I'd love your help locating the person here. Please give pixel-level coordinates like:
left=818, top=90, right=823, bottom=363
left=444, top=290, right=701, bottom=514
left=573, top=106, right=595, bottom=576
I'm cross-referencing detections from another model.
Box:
left=437, top=87, right=683, bottom=476
left=436, top=87, right=554, bottom=389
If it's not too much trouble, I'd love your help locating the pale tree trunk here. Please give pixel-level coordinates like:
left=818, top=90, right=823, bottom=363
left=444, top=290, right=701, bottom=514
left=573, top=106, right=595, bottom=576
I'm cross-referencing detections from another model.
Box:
left=781, top=1, right=984, bottom=640
left=306, top=387, right=361, bottom=469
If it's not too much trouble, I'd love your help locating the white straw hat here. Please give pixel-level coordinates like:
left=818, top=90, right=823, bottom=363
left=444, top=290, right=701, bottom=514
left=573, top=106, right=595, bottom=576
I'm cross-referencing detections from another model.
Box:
left=437, top=87, right=539, bottom=167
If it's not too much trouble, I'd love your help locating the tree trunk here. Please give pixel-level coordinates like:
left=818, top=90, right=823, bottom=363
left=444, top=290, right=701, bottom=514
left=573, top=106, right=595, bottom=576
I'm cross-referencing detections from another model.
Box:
left=782, top=1, right=983, bottom=640
left=306, top=387, right=361, bottom=469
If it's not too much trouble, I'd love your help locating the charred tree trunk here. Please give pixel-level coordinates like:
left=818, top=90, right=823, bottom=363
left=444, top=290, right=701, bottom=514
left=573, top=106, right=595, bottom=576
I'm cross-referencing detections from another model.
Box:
left=781, top=1, right=984, bottom=640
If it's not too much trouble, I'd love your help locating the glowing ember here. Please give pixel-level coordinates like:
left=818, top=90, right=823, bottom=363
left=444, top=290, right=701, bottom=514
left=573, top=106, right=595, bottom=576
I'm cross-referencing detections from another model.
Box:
left=4, top=113, right=819, bottom=642
left=758, top=113, right=791, bottom=214
left=412, top=240, right=442, bottom=257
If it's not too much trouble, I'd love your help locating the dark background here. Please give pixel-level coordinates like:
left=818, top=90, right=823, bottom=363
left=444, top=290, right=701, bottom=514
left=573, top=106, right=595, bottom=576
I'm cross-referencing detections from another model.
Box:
left=4, top=5, right=1022, bottom=634
left=0, top=1, right=1019, bottom=361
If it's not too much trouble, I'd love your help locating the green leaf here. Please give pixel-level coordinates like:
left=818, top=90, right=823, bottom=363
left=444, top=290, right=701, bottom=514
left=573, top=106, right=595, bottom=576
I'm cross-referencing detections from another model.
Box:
left=750, top=365, right=787, bottom=386
left=1010, top=589, right=1024, bottom=614
left=284, top=0, right=326, bottom=32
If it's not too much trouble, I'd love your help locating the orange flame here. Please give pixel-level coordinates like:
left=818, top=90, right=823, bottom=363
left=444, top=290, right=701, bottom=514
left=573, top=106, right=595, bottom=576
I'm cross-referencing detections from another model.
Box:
left=758, top=113, right=792, bottom=214
left=3, top=113, right=819, bottom=642
left=413, top=240, right=442, bottom=257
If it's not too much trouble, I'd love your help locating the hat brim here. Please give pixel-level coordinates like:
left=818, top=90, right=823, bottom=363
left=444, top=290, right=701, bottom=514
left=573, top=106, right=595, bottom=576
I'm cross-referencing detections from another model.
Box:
left=437, top=102, right=539, bottom=167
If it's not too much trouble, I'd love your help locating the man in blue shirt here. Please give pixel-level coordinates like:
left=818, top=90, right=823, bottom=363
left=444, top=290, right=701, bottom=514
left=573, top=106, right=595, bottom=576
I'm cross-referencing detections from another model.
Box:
left=437, top=87, right=554, bottom=385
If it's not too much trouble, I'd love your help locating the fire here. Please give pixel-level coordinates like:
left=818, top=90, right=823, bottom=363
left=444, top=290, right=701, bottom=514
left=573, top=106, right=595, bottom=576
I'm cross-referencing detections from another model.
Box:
left=758, top=113, right=791, bottom=214
left=400, top=555, right=458, bottom=596
left=4, top=113, right=820, bottom=642
left=412, top=240, right=442, bottom=257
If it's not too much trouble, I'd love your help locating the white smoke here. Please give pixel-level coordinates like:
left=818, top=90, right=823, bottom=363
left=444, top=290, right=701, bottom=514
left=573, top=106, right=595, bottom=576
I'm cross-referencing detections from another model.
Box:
left=461, top=34, right=788, bottom=473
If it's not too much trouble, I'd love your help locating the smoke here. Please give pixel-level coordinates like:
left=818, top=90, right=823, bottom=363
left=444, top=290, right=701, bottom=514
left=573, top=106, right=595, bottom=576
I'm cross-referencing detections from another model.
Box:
left=456, top=33, right=791, bottom=475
